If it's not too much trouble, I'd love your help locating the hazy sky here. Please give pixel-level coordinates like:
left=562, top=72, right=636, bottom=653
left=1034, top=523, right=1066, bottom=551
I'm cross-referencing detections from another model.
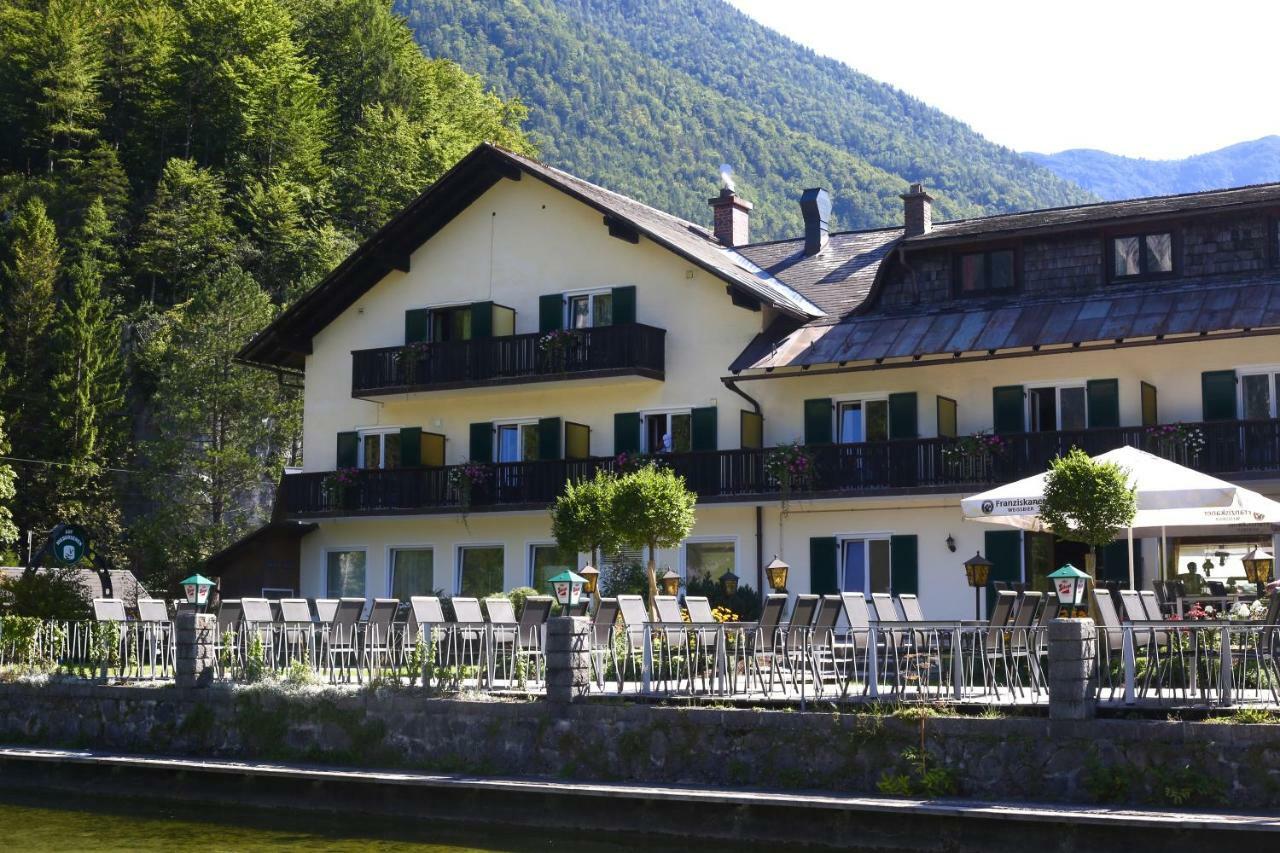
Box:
left=727, top=0, right=1277, bottom=160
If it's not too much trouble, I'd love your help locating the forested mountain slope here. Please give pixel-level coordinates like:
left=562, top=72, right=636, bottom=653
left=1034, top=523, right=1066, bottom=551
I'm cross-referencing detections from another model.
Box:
left=398, top=0, right=1094, bottom=240
left=1027, top=137, right=1280, bottom=201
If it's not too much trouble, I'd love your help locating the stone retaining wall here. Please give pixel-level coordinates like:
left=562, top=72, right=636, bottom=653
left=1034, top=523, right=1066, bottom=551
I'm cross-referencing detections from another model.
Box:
left=0, top=682, right=1278, bottom=808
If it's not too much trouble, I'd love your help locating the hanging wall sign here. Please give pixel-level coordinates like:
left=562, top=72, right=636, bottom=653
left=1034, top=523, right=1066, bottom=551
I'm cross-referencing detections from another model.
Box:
left=50, top=524, right=91, bottom=566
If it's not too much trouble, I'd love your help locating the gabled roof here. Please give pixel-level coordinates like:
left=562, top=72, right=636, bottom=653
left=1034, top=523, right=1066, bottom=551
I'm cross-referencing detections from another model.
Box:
left=239, top=144, right=824, bottom=370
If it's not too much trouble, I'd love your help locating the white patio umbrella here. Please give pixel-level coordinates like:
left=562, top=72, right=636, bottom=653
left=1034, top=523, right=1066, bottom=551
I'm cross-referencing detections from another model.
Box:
left=961, top=446, right=1280, bottom=587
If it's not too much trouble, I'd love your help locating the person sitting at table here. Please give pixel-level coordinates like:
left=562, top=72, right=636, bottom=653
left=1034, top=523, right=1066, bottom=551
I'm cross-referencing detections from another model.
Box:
left=1174, top=562, right=1205, bottom=596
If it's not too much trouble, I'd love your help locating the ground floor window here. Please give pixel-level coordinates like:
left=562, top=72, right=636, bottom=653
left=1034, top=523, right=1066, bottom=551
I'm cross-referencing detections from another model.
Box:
left=684, top=540, right=735, bottom=582
left=840, top=537, right=891, bottom=594
left=326, top=550, right=366, bottom=598
left=390, top=548, right=434, bottom=600
left=458, top=545, right=504, bottom=597
left=529, top=544, right=577, bottom=592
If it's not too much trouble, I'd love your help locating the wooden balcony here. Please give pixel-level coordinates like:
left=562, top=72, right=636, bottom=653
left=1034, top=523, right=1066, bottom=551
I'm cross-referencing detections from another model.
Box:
left=283, top=418, right=1280, bottom=517
left=350, top=323, right=665, bottom=396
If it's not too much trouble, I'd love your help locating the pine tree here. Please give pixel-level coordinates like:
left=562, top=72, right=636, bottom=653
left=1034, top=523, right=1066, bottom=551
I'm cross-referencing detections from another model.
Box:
left=29, top=0, right=105, bottom=173
left=133, top=157, right=238, bottom=304
left=134, top=268, right=299, bottom=583
left=1, top=196, right=61, bottom=451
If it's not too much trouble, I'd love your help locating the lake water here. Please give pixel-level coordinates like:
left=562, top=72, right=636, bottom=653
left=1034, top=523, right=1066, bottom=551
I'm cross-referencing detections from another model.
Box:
left=0, top=796, right=751, bottom=852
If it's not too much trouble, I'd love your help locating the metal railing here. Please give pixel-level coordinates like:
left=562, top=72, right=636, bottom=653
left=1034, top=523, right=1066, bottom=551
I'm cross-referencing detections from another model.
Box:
left=1097, top=622, right=1280, bottom=707
left=284, top=417, right=1280, bottom=516
left=0, top=619, right=174, bottom=681
left=351, top=323, right=666, bottom=395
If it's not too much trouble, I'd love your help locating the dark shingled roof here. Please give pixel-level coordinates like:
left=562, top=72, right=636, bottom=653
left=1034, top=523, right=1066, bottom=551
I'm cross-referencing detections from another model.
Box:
left=906, top=181, right=1280, bottom=245
left=0, top=566, right=148, bottom=604
left=730, top=275, right=1280, bottom=371
left=734, top=228, right=902, bottom=317
left=239, top=144, right=822, bottom=370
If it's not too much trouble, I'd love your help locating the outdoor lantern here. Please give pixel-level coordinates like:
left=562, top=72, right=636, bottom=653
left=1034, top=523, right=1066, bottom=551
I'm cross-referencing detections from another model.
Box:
left=1047, top=564, right=1091, bottom=611
left=181, top=573, right=215, bottom=611
left=720, top=570, right=740, bottom=597
left=547, top=569, right=588, bottom=609
left=578, top=564, right=600, bottom=596
left=1202, top=556, right=1215, bottom=574
left=963, top=551, right=993, bottom=620
left=765, top=555, right=789, bottom=592
left=945, top=534, right=957, bottom=553
left=1240, top=546, right=1274, bottom=598
left=659, top=569, right=681, bottom=597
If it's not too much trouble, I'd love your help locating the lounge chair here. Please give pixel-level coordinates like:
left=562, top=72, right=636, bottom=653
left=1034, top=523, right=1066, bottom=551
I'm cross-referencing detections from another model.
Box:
left=782, top=595, right=820, bottom=690
left=313, top=598, right=339, bottom=624
left=93, top=598, right=127, bottom=622
left=973, top=590, right=1018, bottom=694
left=213, top=599, right=242, bottom=674
left=327, top=597, right=365, bottom=680
left=616, top=595, right=650, bottom=690
left=363, top=598, right=400, bottom=673
left=810, top=595, right=844, bottom=688
left=277, top=598, right=314, bottom=663
left=517, top=596, right=553, bottom=683
left=588, top=597, right=620, bottom=686
left=749, top=594, right=789, bottom=692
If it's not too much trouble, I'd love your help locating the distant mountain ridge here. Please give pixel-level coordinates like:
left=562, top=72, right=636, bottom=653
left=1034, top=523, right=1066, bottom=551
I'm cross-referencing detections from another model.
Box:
left=395, top=0, right=1093, bottom=241
left=1026, top=137, right=1280, bottom=201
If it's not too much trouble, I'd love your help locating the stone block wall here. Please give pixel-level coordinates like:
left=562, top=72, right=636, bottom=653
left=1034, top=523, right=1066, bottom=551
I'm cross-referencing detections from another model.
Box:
left=0, top=682, right=1278, bottom=809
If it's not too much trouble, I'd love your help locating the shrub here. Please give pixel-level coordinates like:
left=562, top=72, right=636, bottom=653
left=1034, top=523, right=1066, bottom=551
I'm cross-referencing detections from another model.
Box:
left=683, top=574, right=761, bottom=621
left=0, top=567, right=92, bottom=620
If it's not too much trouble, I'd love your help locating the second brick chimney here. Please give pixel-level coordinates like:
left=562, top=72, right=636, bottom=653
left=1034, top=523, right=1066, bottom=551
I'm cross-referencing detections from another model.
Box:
left=901, top=182, right=933, bottom=237
left=709, top=187, right=753, bottom=246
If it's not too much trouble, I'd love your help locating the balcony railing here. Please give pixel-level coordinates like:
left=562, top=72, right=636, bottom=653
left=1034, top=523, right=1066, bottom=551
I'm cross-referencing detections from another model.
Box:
left=350, top=323, right=665, bottom=395
left=283, top=418, right=1280, bottom=516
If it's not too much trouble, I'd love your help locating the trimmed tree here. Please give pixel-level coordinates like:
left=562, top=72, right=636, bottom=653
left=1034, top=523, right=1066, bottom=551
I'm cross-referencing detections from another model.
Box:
left=1039, top=447, right=1137, bottom=579
left=610, top=464, right=697, bottom=616
left=550, top=469, right=620, bottom=574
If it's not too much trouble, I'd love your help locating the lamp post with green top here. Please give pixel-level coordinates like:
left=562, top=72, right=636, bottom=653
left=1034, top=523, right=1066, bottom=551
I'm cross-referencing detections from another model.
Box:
left=181, top=574, right=216, bottom=612
left=547, top=569, right=588, bottom=611
left=1048, top=564, right=1091, bottom=618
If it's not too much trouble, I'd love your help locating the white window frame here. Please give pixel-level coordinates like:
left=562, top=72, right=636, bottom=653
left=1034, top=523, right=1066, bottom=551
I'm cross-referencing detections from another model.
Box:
left=385, top=544, right=434, bottom=599
left=422, top=301, right=473, bottom=343
left=526, top=541, right=584, bottom=589
left=1236, top=364, right=1280, bottom=419
left=563, top=287, right=615, bottom=329
left=492, top=419, right=540, bottom=463
left=680, top=536, right=738, bottom=582
left=836, top=532, right=893, bottom=595
left=455, top=542, right=506, bottom=597
left=357, top=427, right=402, bottom=470
left=638, top=406, right=694, bottom=454
left=1019, top=379, right=1088, bottom=431
left=323, top=547, right=368, bottom=599
left=832, top=393, right=888, bottom=444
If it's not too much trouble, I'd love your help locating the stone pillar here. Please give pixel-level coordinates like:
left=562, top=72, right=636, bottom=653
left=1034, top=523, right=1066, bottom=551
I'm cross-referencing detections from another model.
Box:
left=175, top=612, right=216, bottom=689
left=545, top=616, right=591, bottom=706
left=1047, top=617, right=1096, bottom=720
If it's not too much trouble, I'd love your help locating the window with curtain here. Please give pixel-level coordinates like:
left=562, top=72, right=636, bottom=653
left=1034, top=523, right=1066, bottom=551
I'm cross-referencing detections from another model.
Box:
left=840, top=538, right=891, bottom=594
left=326, top=550, right=366, bottom=598
left=1112, top=232, right=1173, bottom=278
left=530, top=544, right=576, bottom=592
left=837, top=400, right=888, bottom=443
left=956, top=249, right=1015, bottom=294
left=390, top=549, right=434, bottom=600
left=458, top=546, right=504, bottom=597
left=685, top=541, right=735, bottom=581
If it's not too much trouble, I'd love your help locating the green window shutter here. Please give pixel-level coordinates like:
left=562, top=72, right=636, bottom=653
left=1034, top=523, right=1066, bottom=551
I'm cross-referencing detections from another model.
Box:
left=399, top=427, right=422, bottom=467
left=537, top=417, right=562, bottom=460
left=810, top=537, right=838, bottom=595
left=470, top=302, right=493, bottom=339
left=691, top=406, right=717, bottom=451
left=404, top=309, right=429, bottom=344
left=539, top=294, right=563, bottom=333
left=888, top=392, right=918, bottom=439
left=984, top=530, right=1022, bottom=613
left=613, top=412, right=641, bottom=454
left=804, top=398, right=833, bottom=444
left=336, top=432, right=359, bottom=468
left=889, top=534, right=919, bottom=596
left=469, top=422, right=493, bottom=463
left=992, top=385, right=1025, bottom=434
left=1086, top=379, right=1120, bottom=428
left=1201, top=370, right=1237, bottom=421
left=611, top=285, right=637, bottom=324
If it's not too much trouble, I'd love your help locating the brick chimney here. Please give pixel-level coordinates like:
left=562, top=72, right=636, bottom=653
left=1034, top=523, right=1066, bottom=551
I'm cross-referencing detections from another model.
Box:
left=901, top=182, right=933, bottom=237
left=709, top=187, right=752, bottom=246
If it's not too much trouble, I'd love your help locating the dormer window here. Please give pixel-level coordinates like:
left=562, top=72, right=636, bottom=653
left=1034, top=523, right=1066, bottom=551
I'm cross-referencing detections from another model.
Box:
left=1111, top=232, right=1173, bottom=279
left=956, top=249, right=1015, bottom=295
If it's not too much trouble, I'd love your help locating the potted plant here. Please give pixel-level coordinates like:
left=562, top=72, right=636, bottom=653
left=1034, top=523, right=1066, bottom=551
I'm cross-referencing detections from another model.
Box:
left=610, top=463, right=697, bottom=618
left=1039, top=447, right=1137, bottom=593
left=322, top=467, right=360, bottom=509
left=1144, top=422, right=1206, bottom=465
left=537, top=328, right=579, bottom=372
left=941, top=431, right=1008, bottom=480
left=448, top=462, right=491, bottom=516
left=765, top=441, right=815, bottom=510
